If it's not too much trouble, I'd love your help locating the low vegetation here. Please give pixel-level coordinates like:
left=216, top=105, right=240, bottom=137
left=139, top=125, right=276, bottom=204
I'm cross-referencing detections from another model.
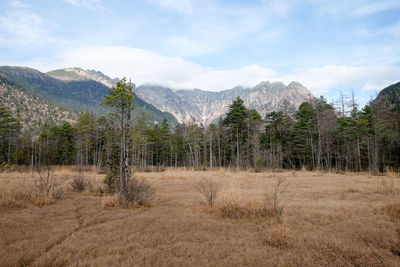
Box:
left=2, top=169, right=400, bottom=266
left=383, top=203, right=400, bottom=222
left=0, top=171, right=67, bottom=209
left=197, top=179, right=218, bottom=206
left=215, top=201, right=274, bottom=220
left=118, top=178, right=154, bottom=207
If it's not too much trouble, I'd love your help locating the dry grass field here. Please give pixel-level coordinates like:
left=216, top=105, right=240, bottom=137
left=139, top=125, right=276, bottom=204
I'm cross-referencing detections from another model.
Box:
left=1, top=168, right=400, bottom=266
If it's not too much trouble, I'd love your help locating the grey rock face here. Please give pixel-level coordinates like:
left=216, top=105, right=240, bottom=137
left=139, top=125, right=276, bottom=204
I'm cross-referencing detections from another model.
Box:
left=135, top=81, right=314, bottom=125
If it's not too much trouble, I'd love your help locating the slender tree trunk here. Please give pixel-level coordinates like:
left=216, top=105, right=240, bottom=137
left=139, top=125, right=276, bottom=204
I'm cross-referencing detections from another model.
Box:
left=209, top=133, right=213, bottom=168
left=236, top=127, right=239, bottom=170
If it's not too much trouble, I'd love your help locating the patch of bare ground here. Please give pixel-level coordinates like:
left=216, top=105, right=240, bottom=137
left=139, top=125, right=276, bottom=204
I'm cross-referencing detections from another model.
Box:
left=1, top=169, right=400, bottom=266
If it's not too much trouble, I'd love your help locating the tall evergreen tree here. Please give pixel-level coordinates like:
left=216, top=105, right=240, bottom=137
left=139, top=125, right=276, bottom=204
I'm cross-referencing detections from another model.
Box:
left=101, top=78, right=134, bottom=193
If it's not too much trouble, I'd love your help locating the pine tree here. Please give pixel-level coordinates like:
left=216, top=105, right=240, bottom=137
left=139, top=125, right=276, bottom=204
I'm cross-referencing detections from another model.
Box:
left=101, top=78, right=134, bottom=193
left=223, top=97, right=249, bottom=169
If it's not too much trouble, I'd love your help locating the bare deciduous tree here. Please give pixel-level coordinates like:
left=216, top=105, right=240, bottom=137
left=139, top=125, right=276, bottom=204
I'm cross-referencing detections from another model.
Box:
left=267, top=176, right=289, bottom=224
left=198, top=179, right=218, bottom=206
left=34, top=162, right=54, bottom=198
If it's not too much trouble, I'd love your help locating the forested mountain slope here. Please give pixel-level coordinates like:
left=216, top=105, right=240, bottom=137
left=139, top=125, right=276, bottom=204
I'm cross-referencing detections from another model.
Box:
left=373, top=81, right=400, bottom=112
left=0, top=66, right=178, bottom=127
left=0, top=71, right=78, bottom=128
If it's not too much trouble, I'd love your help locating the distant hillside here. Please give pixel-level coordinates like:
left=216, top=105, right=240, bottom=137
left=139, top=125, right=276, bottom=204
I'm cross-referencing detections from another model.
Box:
left=0, top=71, right=78, bottom=128
left=135, top=81, right=314, bottom=125
left=0, top=66, right=178, bottom=127
left=373, top=81, right=400, bottom=112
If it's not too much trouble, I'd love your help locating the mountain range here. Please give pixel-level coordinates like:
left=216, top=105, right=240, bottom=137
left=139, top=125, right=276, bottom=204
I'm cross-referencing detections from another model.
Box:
left=8, top=66, right=396, bottom=128
left=47, top=67, right=315, bottom=124
left=0, top=66, right=317, bottom=127
left=135, top=81, right=313, bottom=125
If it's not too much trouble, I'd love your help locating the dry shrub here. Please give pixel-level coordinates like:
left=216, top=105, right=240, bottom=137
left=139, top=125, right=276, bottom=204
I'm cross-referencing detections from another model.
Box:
left=0, top=181, right=64, bottom=209
left=264, top=224, right=294, bottom=249
left=383, top=203, right=400, bottom=222
left=33, top=165, right=55, bottom=198
left=266, top=176, right=289, bottom=224
left=101, top=177, right=154, bottom=209
left=70, top=173, right=100, bottom=194
left=101, top=195, right=119, bottom=209
left=216, top=201, right=274, bottom=220
left=197, top=179, right=218, bottom=206
left=0, top=184, right=34, bottom=209
left=121, top=178, right=154, bottom=206
left=52, top=186, right=65, bottom=200
left=71, top=173, right=87, bottom=192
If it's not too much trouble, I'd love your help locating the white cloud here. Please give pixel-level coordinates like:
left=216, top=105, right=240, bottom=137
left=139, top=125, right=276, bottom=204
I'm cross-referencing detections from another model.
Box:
left=0, top=8, right=55, bottom=47
left=20, top=46, right=278, bottom=91
left=150, top=0, right=285, bottom=57
left=10, top=1, right=27, bottom=8
left=148, top=0, right=213, bottom=14
left=309, top=0, right=400, bottom=17
left=16, top=46, right=399, bottom=99
left=352, top=0, right=400, bottom=16
left=63, top=0, right=100, bottom=8
left=166, top=36, right=219, bottom=57
left=279, top=64, right=400, bottom=95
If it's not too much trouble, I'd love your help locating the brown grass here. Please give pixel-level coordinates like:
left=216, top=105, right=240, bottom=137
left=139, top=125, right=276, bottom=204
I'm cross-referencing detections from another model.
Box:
left=383, top=203, right=400, bottom=222
left=264, top=224, right=294, bottom=249
left=1, top=168, right=400, bottom=266
left=212, top=201, right=274, bottom=220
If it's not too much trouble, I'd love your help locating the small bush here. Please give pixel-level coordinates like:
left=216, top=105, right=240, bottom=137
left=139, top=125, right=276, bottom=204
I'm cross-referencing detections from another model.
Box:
left=102, top=196, right=118, bottom=209
left=104, top=173, right=118, bottom=194
left=217, top=201, right=274, bottom=220
left=0, top=187, right=32, bottom=209
left=198, top=179, right=218, bottom=206
left=0, top=183, right=61, bottom=210
left=119, top=178, right=154, bottom=207
left=266, top=176, right=289, bottom=224
left=52, top=186, right=65, bottom=200
left=264, top=224, right=294, bottom=249
left=71, top=174, right=87, bottom=192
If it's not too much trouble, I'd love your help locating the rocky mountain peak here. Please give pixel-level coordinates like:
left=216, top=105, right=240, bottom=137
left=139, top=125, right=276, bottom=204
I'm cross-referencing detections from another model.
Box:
left=135, top=80, right=314, bottom=125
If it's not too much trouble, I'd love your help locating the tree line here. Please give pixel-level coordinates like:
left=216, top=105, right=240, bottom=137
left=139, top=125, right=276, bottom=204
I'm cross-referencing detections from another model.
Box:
left=1, top=80, right=399, bottom=174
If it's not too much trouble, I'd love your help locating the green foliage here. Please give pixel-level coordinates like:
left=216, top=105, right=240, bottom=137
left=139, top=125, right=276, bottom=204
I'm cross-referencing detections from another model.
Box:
left=0, top=105, right=21, bottom=163
left=101, top=77, right=134, bottom=113
left=104, top=143, right=120, bottom=193
left=223, top=97, right=249, bottom=131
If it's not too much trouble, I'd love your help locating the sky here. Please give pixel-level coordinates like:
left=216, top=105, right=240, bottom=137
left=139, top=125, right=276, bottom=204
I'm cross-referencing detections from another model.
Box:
left=0, top=0, right=399, bottom=107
